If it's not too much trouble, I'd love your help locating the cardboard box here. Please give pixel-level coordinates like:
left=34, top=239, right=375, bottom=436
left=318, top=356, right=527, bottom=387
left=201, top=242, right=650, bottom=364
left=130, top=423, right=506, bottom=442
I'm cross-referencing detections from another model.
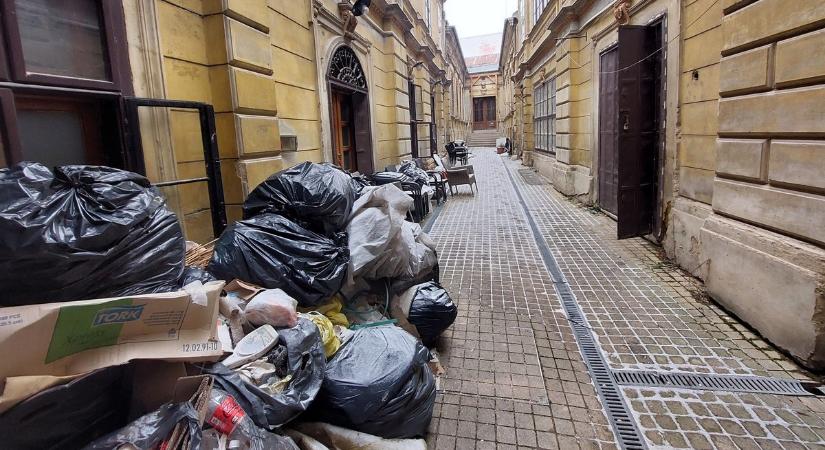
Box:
left=0, top=361, right=214, bottom=449
left=0, top=281, right=225, bottom=380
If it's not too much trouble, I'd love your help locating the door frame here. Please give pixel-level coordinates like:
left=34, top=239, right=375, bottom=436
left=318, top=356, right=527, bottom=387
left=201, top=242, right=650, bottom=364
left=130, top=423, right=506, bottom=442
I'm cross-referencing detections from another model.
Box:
left=473, top=96, right=496, bottom=130
left=592, top=14, right=669, bottom=241
left=329, top=88, right=357, bottom=171
left=324, top=44, right=374, bottom=174
left=597, top=43, right=619, bottom=218
left=313, top=39, right=378, bottom=173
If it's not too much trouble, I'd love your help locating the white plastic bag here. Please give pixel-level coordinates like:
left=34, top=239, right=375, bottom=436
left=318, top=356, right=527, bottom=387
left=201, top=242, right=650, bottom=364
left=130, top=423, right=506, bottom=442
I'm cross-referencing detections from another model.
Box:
left=245, top=289, right=299, bottom=328
left=347, top=185, right=436, bottom=281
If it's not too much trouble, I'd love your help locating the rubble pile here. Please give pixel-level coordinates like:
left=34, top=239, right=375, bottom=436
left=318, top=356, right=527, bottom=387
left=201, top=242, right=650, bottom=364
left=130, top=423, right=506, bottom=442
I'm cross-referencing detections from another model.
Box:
left=0, top=161, right=457, bottom=449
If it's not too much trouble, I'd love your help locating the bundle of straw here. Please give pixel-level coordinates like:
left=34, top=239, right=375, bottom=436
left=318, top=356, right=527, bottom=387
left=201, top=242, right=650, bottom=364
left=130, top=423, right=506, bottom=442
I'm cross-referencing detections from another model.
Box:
left=185, top=239, right=216, bottom=268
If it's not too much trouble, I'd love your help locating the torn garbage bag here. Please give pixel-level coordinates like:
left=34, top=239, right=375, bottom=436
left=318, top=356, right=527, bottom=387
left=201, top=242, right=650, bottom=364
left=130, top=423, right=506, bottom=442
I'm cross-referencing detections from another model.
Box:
left=347, top=185, right=437, bottom=281
left=205, top=389, right=300, bottom=450
left=208, top=214, right=348, bottom=307
left=242, top=162, right=360, bottom=236
left=0, top=162, right=185, bottom=306
left=310, top=325, right=435, bottom=439
left=204, top=318, right=326, bottom=429
left=82, top=402, right=200, bottom=450
left=391, top=282, right=457, bottom=347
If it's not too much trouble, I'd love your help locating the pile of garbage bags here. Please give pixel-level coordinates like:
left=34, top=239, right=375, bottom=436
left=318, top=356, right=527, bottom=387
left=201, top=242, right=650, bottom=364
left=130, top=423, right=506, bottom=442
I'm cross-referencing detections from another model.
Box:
left=0, top=159, right=458, bottom=449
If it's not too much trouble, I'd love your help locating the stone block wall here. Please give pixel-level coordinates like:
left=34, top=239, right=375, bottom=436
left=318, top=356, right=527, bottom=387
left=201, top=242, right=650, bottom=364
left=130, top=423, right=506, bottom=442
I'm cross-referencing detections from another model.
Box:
left=678, top=0, right=825, bottom=369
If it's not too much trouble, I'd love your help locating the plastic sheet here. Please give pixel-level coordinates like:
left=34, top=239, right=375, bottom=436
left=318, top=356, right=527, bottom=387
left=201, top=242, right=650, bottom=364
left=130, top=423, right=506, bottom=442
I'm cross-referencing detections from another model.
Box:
left=243, top=162, right=360, bottom=236
left=208, top=214, right=349, bottom=307
left=346, top=185, right=437, bottom=282
left=311, top=326, right=435, bottom=439
left=245, top=289, right=299, bottom=328
left=205, top=318, right=326, bottom=429
left=0, top=163, right=185, bottom=306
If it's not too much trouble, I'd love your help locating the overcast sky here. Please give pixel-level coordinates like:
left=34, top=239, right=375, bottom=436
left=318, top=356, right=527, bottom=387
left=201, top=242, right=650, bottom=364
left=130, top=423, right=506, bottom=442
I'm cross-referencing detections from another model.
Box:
left=444, top=0, right=518, bottom=38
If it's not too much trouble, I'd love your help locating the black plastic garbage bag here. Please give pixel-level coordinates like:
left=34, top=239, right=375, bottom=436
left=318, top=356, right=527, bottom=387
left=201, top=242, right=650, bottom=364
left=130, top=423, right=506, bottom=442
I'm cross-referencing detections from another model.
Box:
left=398, top=160, right=429, bottom=186
left=0, top=162, right=185, bottom=306
left=181, top=266, right=217, bottom=286
left=370, top=171, right=411, bottom=186
left=311, top=325, right=436, bottom=439
left=204, top=318, right=326, bottom=429
left=0, top=365, right=129, bottom=450
left=243, top=162, right=359, bottom=235
left=83, top=402, right=200, bottom=450
left=406, top=282, right=457, bottom=346
left=208, top=214, right=348, bottom=307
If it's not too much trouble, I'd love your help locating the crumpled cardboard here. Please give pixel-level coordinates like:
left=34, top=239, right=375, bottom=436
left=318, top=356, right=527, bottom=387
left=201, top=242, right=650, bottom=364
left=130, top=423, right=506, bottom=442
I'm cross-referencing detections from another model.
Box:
left=0, top=281, right=225, bottom=382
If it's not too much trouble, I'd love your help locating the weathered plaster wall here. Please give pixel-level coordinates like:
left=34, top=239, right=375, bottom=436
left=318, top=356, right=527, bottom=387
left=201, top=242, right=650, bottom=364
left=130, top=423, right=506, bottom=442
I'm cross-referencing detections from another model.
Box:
left=128, top=0, right=469, bottom=241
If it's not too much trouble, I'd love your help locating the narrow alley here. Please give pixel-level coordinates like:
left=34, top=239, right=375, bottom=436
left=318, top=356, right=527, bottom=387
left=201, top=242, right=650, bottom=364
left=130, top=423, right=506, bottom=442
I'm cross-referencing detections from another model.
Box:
left=426, top=148, right=825, bottom=450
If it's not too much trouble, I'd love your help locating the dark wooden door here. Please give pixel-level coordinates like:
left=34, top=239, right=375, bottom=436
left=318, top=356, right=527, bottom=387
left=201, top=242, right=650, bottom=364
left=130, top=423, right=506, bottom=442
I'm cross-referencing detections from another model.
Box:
left=598, top=46, right=619, bottom=216
left=352, top=92, right=374, bottom=174
left=331, top=90, right=357, bottom=171
left=473, top=96, right=496, bottom=130
left=616, top=25, right=661, bottom=239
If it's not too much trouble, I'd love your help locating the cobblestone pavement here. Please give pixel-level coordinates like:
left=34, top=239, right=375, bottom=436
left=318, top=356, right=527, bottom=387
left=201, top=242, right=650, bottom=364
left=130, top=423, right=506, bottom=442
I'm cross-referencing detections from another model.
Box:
left=425, top=148, right=825, bottom=449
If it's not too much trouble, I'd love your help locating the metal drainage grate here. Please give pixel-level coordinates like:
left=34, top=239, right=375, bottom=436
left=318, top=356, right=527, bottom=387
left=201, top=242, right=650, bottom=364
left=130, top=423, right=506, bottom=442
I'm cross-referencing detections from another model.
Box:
left=503, top=161, right=646, bottom=450
left=518, top=168, right=546, bottom=185
left=613, top=370, right=814, bottom=396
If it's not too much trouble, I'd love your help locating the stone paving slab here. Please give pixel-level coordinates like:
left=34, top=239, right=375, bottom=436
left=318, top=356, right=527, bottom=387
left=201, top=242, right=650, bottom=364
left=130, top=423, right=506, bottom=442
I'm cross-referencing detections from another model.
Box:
left=425, top=148, right=825, bottom=449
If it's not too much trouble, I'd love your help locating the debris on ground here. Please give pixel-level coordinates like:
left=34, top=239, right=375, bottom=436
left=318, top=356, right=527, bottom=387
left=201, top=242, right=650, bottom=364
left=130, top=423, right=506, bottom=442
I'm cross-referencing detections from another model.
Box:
left=0, top=160, right=457, bottom=448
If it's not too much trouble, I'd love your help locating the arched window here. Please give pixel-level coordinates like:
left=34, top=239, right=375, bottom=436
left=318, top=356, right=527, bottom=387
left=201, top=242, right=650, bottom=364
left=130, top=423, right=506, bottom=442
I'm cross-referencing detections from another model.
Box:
left=327, top=46, right=367, bottom=92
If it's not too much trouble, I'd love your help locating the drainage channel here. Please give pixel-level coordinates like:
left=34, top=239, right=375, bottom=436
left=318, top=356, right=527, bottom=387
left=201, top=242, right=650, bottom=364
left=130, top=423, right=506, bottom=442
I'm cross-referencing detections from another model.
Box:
left=613, top=370, right=822, bottom=396
left=501, top=160, right=646, bottom=450
left=422, top=200, right=444, bottom=234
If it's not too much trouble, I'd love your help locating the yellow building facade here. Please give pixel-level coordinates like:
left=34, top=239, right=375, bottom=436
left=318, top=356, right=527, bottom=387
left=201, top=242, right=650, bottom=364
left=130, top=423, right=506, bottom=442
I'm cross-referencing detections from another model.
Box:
left=500, top=0, right=825, bottom=369
left=123, top=0, right=470, bottom=241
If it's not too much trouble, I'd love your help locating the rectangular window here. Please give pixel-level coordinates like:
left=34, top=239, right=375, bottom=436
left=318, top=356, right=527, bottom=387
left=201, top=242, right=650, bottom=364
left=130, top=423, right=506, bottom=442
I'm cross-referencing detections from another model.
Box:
left=0, top=0, right=131, bottom=168
left=426, top=0, right=431, bottom=30
left=2, top=0, right=128, bottom=90
left=533, top=77, right=555, bottom=154
left=534, top=0, right=548, bottom=23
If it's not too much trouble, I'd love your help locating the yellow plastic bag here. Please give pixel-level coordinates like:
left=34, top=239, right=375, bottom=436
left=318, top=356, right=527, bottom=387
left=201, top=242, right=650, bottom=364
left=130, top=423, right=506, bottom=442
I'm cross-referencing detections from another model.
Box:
left=299, top=296, right=349, bottom=328
left=304, top=312, right=340, bottom=358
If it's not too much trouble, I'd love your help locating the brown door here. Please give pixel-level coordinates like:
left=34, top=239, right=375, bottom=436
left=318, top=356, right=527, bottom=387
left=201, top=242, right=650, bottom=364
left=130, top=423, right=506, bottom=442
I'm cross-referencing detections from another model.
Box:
left=598, top=46, right=619, bottom=217
left=352, top=92, right=374, bottom=174
left=616, top=25, right=662, bottom=239
left=473, top=96, right=496, bottom=130
left=331, top=90, right=357, bottom=171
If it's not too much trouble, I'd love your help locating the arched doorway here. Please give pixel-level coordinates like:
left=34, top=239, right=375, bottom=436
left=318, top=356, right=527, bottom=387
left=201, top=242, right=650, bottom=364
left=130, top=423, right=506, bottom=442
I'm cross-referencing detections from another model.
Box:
left=327, top=46, right=374, bottom=174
